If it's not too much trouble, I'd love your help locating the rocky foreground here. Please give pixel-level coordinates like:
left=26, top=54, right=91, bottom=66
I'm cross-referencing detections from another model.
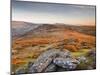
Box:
left=12, top=48, right=96, bottom=75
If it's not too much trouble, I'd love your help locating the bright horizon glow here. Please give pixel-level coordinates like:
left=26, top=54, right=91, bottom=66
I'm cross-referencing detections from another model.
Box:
left=12, top=0, right=96, bottom=26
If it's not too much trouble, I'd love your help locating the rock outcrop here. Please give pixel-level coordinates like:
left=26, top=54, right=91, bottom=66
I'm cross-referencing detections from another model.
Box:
left=28, top=49, right=71, bottom=73
left=14, top=48, right=88, bottom=74
left=14, top=49, right=95, bottom=75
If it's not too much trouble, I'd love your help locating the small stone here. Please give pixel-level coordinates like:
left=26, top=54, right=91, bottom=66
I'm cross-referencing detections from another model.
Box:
left=77, top=56, right=88, bottom=63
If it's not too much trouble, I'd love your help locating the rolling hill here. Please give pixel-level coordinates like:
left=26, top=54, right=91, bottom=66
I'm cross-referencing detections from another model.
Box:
left=11, top=21, right=96, bottom=72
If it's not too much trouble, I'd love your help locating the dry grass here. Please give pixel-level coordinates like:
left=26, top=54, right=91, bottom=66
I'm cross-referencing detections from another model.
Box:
left=12, top=30, right=96, bottom=72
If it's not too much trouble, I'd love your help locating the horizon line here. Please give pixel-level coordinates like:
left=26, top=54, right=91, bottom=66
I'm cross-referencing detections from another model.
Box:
left=12, top=20, right=96, bottom=26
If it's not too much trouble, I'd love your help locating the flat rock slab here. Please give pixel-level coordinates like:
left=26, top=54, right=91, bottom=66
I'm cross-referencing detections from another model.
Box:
left=53, top=57, right=80, bottom=70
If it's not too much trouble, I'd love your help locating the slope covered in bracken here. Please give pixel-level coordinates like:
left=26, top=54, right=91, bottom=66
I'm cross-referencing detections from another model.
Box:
left=11, top=21, right=96, bottom=72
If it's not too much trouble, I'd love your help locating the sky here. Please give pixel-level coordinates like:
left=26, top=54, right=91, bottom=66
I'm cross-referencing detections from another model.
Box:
left=12, top=0, right=96, bottom=25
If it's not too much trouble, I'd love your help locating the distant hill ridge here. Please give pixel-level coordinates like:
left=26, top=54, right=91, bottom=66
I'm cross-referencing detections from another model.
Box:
left=12, top=21, right=96, bottom=39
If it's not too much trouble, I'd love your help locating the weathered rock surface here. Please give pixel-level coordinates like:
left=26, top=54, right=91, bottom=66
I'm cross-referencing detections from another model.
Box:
left=77, top=56, right=88, bottom=63
left=53, top=57, right=80, bottom=70
left=43, top=63, right=57, bottom=72
left=28, top=49, right=71, bottom=73
left=14, top=48, right=92, bottom=74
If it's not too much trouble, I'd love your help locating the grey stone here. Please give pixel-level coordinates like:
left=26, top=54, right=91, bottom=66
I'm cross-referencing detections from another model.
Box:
left=15, top=48, right=79, bottom=74
left=28, top=49, right=71, bottom=73
left=77, top=56, right=88, bottom=63
left=44, top=64, right=57, bottom=72
left=53, top=57, right=80, bottom=70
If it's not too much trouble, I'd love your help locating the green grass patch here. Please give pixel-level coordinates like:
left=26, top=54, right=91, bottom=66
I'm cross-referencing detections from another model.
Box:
left=71, top=49, right=90, bottom=57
